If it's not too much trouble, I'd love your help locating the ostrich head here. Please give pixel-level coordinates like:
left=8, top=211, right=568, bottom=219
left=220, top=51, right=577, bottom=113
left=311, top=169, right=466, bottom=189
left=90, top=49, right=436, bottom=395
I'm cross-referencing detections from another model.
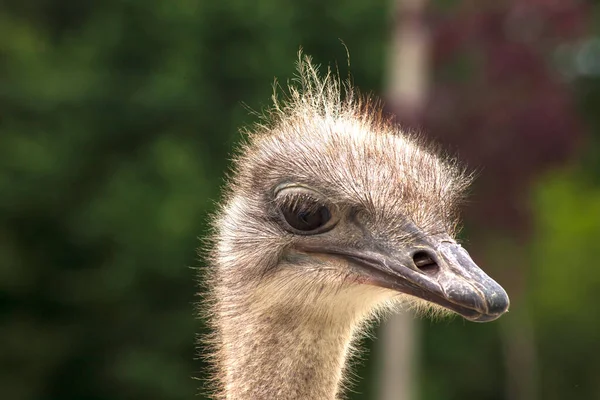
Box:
left=209, top=58, right=509, bottom=327
left=205, top=56, right=510, bottom=400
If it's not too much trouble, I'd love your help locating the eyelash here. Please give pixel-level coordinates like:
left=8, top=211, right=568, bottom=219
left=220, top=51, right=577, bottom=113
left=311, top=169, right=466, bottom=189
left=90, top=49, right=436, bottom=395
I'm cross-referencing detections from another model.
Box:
left=276, top=193, right=324, bottom=214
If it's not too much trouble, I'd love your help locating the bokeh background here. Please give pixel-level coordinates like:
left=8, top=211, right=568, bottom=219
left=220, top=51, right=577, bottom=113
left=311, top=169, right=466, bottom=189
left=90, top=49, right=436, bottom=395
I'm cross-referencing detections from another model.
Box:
left=1, top=1, right=599, bottom=399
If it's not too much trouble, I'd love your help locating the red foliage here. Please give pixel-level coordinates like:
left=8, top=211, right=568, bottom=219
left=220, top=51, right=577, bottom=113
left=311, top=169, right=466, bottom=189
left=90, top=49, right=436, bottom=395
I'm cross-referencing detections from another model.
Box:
left=423, top=0, right=589, bottom=233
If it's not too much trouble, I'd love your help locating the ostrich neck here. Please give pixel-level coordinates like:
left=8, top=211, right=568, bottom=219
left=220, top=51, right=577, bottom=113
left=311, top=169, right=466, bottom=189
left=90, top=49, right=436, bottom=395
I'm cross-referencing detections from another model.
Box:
left=213, top=289, right=363, bottom=400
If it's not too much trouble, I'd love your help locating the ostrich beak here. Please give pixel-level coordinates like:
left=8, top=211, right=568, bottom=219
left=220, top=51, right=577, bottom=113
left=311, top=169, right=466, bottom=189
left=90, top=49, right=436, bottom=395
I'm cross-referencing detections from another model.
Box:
left=344, top=239, right=510, bottom=322
left=299, top=236, right=509, bottom=322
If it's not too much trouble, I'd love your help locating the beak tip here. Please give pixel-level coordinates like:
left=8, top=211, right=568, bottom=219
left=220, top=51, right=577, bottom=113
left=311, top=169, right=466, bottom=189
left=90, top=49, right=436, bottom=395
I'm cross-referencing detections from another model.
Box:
left=470, top=289, right=510, bottom=322
left=488, top=292, right=510, bottom=315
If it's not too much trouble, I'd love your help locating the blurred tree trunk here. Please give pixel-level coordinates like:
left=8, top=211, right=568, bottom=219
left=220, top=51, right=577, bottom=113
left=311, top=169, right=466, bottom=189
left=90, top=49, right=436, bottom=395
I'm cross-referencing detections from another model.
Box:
left=479, top=237, right=539, bottom=400
left=501, top=298, right=539, bottom=400
left=378, top=0, right=429, bottom=399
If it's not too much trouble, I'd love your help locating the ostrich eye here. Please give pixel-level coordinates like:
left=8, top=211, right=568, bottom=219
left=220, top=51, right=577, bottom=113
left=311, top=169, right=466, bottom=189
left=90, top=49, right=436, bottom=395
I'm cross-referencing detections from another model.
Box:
left=282, top=201, right=331, bottom=232
left=275, top=186, right=336, bottom=234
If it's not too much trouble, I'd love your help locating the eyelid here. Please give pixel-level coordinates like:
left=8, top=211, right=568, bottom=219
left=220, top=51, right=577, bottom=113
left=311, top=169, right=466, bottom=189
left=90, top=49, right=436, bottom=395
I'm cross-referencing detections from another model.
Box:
left=274, top=183, right=325, bottom=196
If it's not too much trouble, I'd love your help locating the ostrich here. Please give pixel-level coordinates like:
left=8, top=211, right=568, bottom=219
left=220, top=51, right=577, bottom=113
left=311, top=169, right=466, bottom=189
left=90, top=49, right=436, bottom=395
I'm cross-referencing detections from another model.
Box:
left=202, top=56, right=509, bottom=400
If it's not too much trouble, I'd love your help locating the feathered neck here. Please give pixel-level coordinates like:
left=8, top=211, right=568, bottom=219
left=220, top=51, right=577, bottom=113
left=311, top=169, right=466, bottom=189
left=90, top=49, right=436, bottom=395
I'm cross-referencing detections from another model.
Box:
left=212, top=297, right=357, bottom=399
left=205, top=244, right=390, bottom=399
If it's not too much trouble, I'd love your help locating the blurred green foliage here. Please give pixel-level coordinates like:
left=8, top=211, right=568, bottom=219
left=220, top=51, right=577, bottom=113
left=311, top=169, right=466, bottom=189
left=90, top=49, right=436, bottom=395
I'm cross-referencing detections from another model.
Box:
left=530, top=169, right=600, bottom=400
left=0, top=1, right=388, bottom=399
left=1, top=1, right=600, bottom=400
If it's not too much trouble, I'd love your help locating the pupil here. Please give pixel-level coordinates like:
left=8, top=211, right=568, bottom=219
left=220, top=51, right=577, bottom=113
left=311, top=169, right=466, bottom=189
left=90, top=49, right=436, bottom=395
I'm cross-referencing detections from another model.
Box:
left=299, top=211, right=310, bottom=223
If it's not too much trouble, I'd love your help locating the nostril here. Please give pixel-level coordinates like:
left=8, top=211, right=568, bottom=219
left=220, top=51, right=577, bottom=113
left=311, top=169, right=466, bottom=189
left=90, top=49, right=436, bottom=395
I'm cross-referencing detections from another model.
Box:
left=412, top=251, right=440, bottom=275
